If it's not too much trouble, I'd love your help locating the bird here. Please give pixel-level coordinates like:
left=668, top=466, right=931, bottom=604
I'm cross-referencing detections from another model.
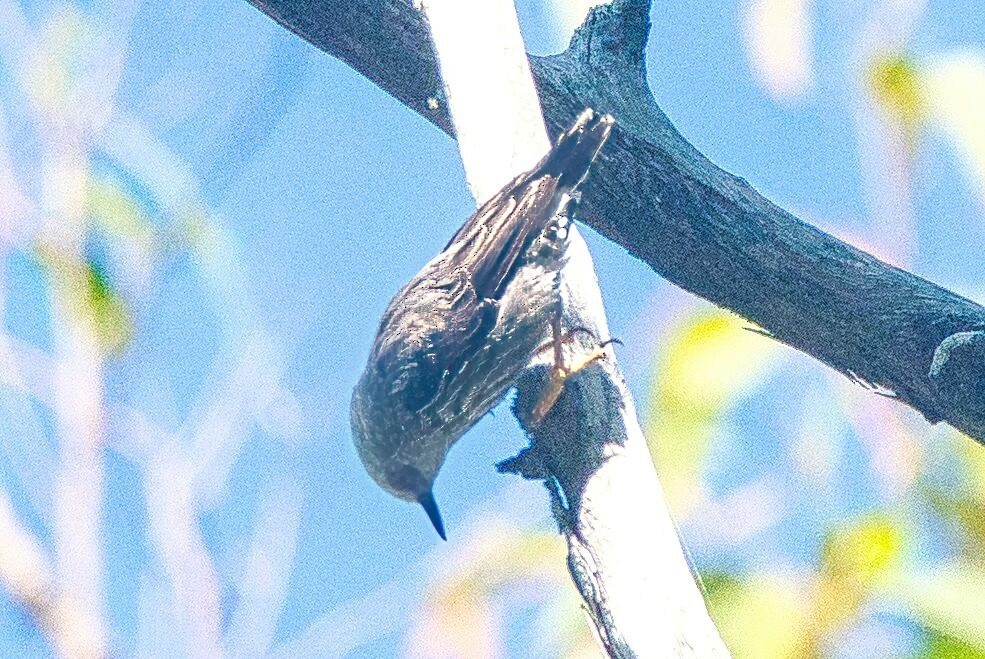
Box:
left=350, top=109, right=614, bottom=540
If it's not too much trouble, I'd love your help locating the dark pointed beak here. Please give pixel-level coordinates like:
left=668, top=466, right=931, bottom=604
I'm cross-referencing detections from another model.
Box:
left=417, top=490, right=447, bottom=541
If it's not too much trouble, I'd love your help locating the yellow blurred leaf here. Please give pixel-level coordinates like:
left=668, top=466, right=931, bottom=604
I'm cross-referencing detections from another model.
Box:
left=87, top=175, right=155, bottom=250
left=648, top=308, right=782, bottom=514
left=821, top=513, right=904, bottom=586
left=869, top=53, right=925, bottom=144
left=812, top=514, right=905, bottom=638
left=705, top=572, right=810, bottom=659
left=925, top=51, right=985, bottom=205
left=25, top=8, right=90, bottom=120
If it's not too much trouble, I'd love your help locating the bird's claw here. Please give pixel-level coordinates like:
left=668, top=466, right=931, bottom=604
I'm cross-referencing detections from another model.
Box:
left=529, top=320, right=618, bottom=425
left=530, top=346, right=610, bottom=425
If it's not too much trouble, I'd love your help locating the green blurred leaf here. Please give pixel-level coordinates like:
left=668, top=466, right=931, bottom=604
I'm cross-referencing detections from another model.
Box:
left=893, top=564, right=985, bottom=654
left=925, top=629, right=985, bottom=659
left=648, top=308, right=782, bottom=512
left=83, top=257, right=132, bottom=356
left=34, top=244, right=133, bottom=357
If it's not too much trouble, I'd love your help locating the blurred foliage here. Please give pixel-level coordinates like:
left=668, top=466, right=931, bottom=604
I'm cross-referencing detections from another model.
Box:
left=33, top=243, right=132, bottom=356
left=80, top=255, right=132, bottom=356
left=0, top=2, right=304, bottom=655
left=869, top=53, right=926, bottom=146
left=810, top=515, right=905, bottom=643
left=867, top=49, right=985, bottom=205
left=925, top=631, right=985, bottom=659
left=895, top=564, right=985, bottom=654
left=924, top=54, right=985, bottom=203
left=87, top=174, right=156, bottom=251
left=25, top=9, right=85, bottom=114
left=704, top=571, right=809, bottom=658
left=406, top=527, right=599, bottom=658
left=924, top=436, right=985, bottom=561
left=647, top=309, right=782, bottom=514
left=741, top=0, right=813, bottom=103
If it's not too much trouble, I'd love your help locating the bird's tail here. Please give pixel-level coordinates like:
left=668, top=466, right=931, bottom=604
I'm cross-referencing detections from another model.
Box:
left=538, top=109, right=614, bottom=190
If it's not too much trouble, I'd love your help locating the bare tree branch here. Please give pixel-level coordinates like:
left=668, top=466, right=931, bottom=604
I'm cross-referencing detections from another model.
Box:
left=246, top=0, right=985, bottom=444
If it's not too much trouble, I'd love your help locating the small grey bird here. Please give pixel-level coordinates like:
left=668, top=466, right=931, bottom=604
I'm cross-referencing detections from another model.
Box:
left=350, top=109, right=614, bottom=539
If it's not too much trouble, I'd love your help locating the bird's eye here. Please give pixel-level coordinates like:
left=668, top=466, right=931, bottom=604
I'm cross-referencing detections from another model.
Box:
left=387, top=463, right=429, bottom=494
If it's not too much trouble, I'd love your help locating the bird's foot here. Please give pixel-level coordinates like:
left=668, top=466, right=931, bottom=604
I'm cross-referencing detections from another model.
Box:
left=529, top=321, right=619, bottom=425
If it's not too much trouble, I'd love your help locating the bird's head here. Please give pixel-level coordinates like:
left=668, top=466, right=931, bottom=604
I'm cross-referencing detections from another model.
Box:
left=350, top=374, right=448, bottom=540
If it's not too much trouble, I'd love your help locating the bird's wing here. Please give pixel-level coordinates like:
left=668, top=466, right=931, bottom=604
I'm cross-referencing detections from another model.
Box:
left=440, top=109, right=614, bottom=302
left=388, top=110, right=615, bottom=416
left=443, top=174, right=560, bottom=302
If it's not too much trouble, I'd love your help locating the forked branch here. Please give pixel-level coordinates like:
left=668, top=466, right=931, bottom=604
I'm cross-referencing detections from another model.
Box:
left=248, top=0, right=985, bottom=443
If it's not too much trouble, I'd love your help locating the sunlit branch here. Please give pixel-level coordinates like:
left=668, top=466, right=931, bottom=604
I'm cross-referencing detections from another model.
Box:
left=185, top=333, right=295, bottom=507
left=42, top=141, right=109, bottom=658
left=0, top=246, right=104, bottom=656
left=0, top=7, right=306, bottom=655
left=51, top=321, right=106, bottom=640
left=358, top=0, right=727, bottom=654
